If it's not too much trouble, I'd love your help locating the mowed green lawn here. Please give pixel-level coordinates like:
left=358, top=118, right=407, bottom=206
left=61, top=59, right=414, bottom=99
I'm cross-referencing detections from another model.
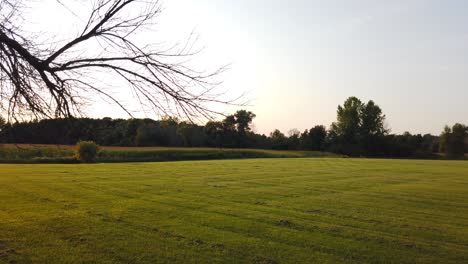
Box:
left=1, top=159, right=468, bottom=263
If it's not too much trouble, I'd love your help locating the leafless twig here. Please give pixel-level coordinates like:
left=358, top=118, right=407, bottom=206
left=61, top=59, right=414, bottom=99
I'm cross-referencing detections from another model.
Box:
left=0, top=0, right=240, bottom=123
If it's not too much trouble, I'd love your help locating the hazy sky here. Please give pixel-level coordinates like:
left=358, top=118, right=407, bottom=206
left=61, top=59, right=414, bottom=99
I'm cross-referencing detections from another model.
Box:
left=32, top=0, right=468, bottom=135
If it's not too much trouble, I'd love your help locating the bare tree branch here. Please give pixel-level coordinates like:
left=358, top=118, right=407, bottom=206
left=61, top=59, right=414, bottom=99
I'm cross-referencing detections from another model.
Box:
left=0, top=0, right=240, bottom=122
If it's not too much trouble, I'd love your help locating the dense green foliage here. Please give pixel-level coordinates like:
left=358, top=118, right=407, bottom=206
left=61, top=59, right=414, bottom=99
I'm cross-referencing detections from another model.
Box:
left=75, top=141, right=100, bottom=163
left=1, top=98, right=466, bottom=159
left=328, top=97, right=388, bottom=156
left=439, top=124, right=468, bottom=159
left=1, top=158, right=468, bottom=263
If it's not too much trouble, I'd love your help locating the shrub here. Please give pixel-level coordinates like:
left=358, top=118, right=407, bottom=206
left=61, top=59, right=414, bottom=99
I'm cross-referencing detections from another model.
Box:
left=75, top=141, right=99, bottom=163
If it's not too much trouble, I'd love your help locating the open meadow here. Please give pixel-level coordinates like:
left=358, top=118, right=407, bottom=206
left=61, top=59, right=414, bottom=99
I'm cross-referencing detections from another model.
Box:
left=1, top=158, right=468, bottom=263
left=1, top=1, right=468, bottom=263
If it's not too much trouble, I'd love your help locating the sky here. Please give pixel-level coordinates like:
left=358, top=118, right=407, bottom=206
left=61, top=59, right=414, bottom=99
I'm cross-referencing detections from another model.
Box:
left=28, top=0, right=468, bottom=135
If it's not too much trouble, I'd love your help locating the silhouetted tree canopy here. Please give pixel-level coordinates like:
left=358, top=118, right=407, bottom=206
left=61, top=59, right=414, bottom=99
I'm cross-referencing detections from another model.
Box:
left=301, top=125, right=327, bottom=151
left=331, top=97, right=362, bottom=144
left=0, top=99, right=465, bottom=159
left=440, top=123, right=468, bottom=158
left=270, top=129, right=288, bottom=150
left=329, top=97, right=388, bottom=156
left=233, top=110, right=256, bottom=135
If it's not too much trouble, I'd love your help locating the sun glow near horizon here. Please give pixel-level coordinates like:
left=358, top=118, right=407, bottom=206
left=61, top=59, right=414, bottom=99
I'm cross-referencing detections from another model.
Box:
left=25, top=0, right=468, bottom=135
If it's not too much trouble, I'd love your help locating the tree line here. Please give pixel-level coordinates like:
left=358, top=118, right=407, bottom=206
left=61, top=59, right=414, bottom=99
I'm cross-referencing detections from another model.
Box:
left=0, top=97, right=466, bottom=159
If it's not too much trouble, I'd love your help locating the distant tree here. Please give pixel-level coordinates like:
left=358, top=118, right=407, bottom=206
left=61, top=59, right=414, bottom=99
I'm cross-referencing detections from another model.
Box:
left=159, top=117, right=182, bottom=146
left=234, top=110, right=256, bottom=135
left=331, top=97, right=363, bottom=144
left=177, top=122, right=205, bottom=147
left=270, top=129, right=288, bottom=150
left=177, top=122, right=193, bottom=147
left=452, top=124, right=467, bottom=152
left=360, top=100, right=387, bottom=137
left=204, top=121, right=225, bottom=148
left=123, top=119, right=143, bottom=146
left=217, top=110, right=256, bottom=147
left=288, top=129, right=300, bottom=137
left=421, top=134, right=439, bottom=154
left=0, top=109, right=450, bottom=158
left=440, top=124, right=467, bottom=158
left=439, top=126, right=451, bottom=154
left=135, top=123, right=159, bottom=146
left=465, top=137, right=468, bottom=154
left=359, top=100, right=388, bottom=155
left=223, top=115, right=237, bottom=133
left=329, top=97, right=387, bottom=156
left=248, top=133, right=272, bottom=149
left=287, top=129, right=301, bottom=150
left=305, top=125, right=327, bottom=151
left=388, top=132, right=432, bottom=158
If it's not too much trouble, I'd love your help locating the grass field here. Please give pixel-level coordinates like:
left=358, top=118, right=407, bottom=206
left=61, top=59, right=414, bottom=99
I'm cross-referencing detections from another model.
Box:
left=1, top=158, right=468, bottom=263
left=0, top=144, right=339, bottom=163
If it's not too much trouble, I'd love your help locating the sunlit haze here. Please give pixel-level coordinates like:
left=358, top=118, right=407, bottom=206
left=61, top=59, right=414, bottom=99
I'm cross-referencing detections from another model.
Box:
left=31, top=0, right=468, bottom=135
